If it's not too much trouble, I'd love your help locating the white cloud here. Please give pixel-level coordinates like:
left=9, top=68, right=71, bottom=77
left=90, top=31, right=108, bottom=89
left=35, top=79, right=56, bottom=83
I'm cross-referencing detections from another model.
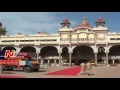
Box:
left=0, top=12, right=60, bottom=35
left=0, top=12, right=79, bottom=35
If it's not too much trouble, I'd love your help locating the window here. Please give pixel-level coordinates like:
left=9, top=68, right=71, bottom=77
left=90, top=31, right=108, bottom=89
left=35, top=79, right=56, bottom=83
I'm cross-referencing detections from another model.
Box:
left=46, top=39, right=51, bottom=41
left=110, top=38, right=116, bottom=40
left=40, top=39, right=46, bottom=41
left=11, top=40, right=15, bottom=42
left=51, top=39, right=57, bottom=41
left=6, top=41, right=11, bottom=42
left=20, top=40, right=24, bottom=42
left=24, top=40, right=30, bottom=42
left=16, top=40, right=19, bottom=42
left=30, top=40, right=35, bottom=42
left=2, top=40, right=6, bottom=42
left=81, top=38, right=84, bottom=41
left=89, top=38, right=92, bottom=41
left=116, top=38, right=120, bottom=40
left=84, top=38, right=87, bottom=41
left=36, top=40, right=39, bottom=42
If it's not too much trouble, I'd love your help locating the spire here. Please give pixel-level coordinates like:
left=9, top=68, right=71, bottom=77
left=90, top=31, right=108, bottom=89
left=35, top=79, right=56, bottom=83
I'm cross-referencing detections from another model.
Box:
left=80, top=17, right=89, bottom=26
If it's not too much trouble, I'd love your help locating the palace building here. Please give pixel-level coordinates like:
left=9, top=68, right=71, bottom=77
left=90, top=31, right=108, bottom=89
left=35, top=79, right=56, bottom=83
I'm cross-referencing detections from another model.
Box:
left=0, top=17, right=120, bottom=66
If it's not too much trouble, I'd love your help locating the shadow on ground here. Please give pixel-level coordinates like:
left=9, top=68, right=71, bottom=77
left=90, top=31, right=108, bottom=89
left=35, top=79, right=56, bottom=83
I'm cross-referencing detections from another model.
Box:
left=12, top=69, right=49, bottom=73
left=2, top=71, right=15, bottom=74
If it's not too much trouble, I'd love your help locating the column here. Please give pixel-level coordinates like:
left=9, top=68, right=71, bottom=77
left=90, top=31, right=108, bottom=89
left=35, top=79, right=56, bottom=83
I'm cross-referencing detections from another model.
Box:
left=15, top=46, right=21, bottom=54
left=69, top=51, right=72, bottom=67
left=35, top=46, right=40, bottom=62
left=95, top=52, right=98, bottom=65
left=94, top=47, right=98, bottom=65
left=36, top=51, right=40, bottom=62
left=112, top=60, right=115, bottom=64
left=0, top=47, right=4, bottom=51
left=69, top=46, right=73, bottom=67
left=41, top=60, right=43, bottom=65
left=106, top=52, right=109, bottom=65
left=54, top=60, right=56, bottom=64
left=48, top=60, right=50, bottom=66
left=59, top=52, right=61, bottom=64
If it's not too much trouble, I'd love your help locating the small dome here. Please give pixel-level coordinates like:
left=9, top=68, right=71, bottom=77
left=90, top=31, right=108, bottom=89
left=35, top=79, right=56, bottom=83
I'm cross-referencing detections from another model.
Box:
left=0, top=22, right=2, bottom=26
left=61, top=19, right=71, bottom=24
left=63, top=19, right=69, bottom=23
left=17, top=33, right=21, bottom=35
left=97, top=17, right=104, bottom=22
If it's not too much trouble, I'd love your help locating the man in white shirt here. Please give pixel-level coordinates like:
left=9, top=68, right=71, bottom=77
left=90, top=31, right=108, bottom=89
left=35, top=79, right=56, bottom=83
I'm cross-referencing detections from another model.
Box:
left=80, top=62, right=86, bottom=75
left=86, top=62, right=92, bottom=76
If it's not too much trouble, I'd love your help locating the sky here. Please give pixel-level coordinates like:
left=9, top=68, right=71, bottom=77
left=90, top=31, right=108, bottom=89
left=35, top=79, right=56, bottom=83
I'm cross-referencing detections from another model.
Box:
left=0, top=12, right=120, bottom=35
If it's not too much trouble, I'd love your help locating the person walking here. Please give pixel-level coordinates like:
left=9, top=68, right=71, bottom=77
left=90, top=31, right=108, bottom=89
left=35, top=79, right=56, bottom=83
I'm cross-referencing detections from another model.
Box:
left=86, top=62, right=92, bottom=76
left=80, top=62, right=86, bottom=75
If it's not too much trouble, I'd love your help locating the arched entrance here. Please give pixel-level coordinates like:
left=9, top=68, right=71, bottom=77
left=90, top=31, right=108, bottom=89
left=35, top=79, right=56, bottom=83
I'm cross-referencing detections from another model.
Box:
left=2, top=46, right=16, bottom=52
left=20, top=46, right=36, bottom=59
left=97, top=47, right=106, bottom=64
left=40, top=46, right=58, bottom=64
left=109, top=45, right=120, bottom=64
left=72, top=45, right=94, bottom=65
left=61, top=47, right=69, bottom=63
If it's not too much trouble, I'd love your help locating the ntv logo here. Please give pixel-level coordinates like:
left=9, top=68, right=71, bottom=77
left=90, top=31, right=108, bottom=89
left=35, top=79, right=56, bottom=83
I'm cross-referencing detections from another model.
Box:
left=4, top=50, right=17, bottom=58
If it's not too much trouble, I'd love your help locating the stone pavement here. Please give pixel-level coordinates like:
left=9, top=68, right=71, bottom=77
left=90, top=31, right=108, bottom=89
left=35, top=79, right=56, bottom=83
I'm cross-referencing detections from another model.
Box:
left=1, top=66, right=120, bottom=78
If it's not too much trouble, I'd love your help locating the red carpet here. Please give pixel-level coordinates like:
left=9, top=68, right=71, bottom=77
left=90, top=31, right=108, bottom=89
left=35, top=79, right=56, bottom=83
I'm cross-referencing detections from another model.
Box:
left=0, top=75, right=25, bottom=78
left=45, top=66, right=81, bottom=76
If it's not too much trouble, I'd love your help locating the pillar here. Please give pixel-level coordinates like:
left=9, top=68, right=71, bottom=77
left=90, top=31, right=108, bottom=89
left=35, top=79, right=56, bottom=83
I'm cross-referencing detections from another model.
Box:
left=41, top=60, right=43, bottom=65
left=35, top=46, right=40, bottom=62
left=15, top=46, right=21, bottom=54
left=48, top=60, right=50, bottom=64
left=0, top=47, right=5, bottom=51
left=69, top=46, right=73, bottom=67
left=36, top=51, right=40, bottom=62
left=95, top=52, right=98, bottom=65
left=69, top=52, right=72, bottom=66
left=54, top=60, right=56, bottom=64
left=106, top=52, right=109, bottom=65
left=59, top=52, right=61, bottom=64
left=69, top=51, right=72, bottom=67
left=112, top=59, right=115, bottom=64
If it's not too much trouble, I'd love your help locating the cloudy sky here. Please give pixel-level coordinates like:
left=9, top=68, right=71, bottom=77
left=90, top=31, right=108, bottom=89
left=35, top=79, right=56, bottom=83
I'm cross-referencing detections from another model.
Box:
left=0, top=12, right=120, bottom=35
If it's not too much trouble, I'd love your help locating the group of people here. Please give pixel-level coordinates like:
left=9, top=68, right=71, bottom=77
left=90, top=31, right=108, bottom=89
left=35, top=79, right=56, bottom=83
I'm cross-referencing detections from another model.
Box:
left=80, top=62, right=92, bottom=76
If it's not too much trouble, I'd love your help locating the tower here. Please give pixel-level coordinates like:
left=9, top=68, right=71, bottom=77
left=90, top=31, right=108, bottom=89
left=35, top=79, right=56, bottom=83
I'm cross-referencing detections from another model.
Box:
left=92, top=17, right=108, bottom=32
left=58, top=19, right=72, bottom=42
left=95, top=17, right=106, bottom=27
left=60, top=19, right=71, bottom=28
left=0, top=22, right=7, bottom=36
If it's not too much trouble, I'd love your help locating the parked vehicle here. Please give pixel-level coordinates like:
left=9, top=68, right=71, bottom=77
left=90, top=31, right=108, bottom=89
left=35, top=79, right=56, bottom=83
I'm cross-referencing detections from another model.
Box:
left=0, top=52, right=40, bottom=72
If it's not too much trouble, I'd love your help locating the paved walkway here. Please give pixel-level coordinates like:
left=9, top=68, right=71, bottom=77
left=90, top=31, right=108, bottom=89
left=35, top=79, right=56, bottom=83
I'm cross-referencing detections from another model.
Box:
left=1, top=66, right=120, bottom=78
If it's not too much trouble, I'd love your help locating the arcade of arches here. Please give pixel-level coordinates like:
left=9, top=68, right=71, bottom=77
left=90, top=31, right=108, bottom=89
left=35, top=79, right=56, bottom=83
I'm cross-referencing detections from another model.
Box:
left=1, top=45, right=120, bottom=66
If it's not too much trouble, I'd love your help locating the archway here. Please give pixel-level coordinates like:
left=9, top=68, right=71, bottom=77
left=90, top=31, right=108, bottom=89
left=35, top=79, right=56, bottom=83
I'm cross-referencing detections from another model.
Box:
left=109, top=45, right=120, bottom=64
left=20, top=46, right=36, bottom=58
left=40, top=46, right=58, bottom=64
left=97, top=47, right=106, bottom=64
left=2, top=46, right=16, bottom=52
left=72, top=45, right=94, bottom=65
left=61, top=47, right=69, bottom=63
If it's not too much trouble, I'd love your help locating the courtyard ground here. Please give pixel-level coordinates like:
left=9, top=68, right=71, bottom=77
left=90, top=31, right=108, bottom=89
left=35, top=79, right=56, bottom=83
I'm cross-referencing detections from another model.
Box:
left=0, top=66, right=120, bottom=78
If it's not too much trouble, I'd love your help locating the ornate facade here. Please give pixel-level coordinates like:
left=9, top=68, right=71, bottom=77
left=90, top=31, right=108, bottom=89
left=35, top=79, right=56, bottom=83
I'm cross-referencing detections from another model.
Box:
left=0, top=17, right=120, bottom=66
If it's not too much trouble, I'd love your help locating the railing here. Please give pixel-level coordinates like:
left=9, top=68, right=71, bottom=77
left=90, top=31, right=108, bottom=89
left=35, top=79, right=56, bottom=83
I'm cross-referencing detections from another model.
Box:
left=102, top=56, right=120, bottom=59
